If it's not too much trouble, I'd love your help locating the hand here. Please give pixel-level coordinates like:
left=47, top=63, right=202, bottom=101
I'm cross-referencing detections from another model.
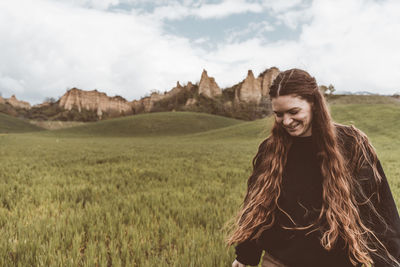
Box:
left=232, top=259, right=246, bottom=267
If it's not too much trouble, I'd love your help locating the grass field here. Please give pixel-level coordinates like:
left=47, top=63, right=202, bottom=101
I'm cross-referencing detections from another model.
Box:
left=0, top=103, right=399, bottom=266
left=0, top=113, right=44, bottom=133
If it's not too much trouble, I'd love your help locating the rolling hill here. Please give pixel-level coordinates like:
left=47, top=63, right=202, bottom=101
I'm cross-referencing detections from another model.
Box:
left=3, top=95, right=399, bottom=140
left=44, top=111, right=244, bottom=137
left=36, top=102, right=400, bottom=141
left=0, top=113, right=44, bottom=133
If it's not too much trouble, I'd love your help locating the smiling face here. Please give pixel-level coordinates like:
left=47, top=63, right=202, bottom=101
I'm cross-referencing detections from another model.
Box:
left=271, top=94, right=313, bottom=137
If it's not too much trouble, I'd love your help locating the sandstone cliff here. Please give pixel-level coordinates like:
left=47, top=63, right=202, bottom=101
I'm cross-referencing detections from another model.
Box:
left=2, top=66, right=281, bottom=121
left=0, top=96, right=5, bottom=104
left=55, top=68, right=279, bottom=120
left=58, top=88, right=133, bottom=118
left=131, top=81, right=191, bottom=113
left=166, top=81, right=185, bottom=98
left=5, top=95, right=31, bottom=109
left=260, top=67, right=280, bottom=96
left=234, top=67, right=280, bottom=104
left=198, top=70, right=222, bottom=98
left=135, top=92, right=163, bottom=113
left=235, top=70, right=263, bottom=103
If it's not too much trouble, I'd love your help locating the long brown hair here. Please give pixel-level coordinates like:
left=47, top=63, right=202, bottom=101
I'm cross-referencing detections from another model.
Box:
left=227, top=69, right=398, bottom=266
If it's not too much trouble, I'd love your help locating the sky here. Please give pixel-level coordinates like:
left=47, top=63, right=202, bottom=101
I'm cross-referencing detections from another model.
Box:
left=0, top=0, right=400, bottom=104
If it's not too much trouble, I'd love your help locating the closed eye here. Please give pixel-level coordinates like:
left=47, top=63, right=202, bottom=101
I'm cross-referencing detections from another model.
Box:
left=274, top=112, right=283, bottom=117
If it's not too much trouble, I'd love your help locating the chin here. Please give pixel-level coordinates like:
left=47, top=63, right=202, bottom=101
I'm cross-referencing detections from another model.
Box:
left=287, top=129, right=309, bottom=137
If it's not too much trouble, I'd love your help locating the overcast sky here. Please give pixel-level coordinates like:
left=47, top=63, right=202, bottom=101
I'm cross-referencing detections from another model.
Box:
left=1, top=0, right=399, bottom=104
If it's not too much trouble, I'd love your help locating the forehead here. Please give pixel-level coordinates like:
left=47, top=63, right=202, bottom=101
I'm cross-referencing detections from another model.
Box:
left=271, top=95, right=310, bottom=111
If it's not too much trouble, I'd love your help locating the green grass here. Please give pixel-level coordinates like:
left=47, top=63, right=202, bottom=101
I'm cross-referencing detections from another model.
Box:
left=0, top=104, right=399, bottom=266
left=47, top=111, right=243, bottom=137
left=330, top=104, right=400, bottom=204
left=0, top=113, right=44, bottom=133
left=327, top=94, right=400, bottom=105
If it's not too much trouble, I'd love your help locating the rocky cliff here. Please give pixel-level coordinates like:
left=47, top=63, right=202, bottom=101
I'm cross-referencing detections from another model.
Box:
left=59, top=88, right=133, bottom=118
left=260, top=67, right=280, bottom=96
left=1, top=66, right=281, bottom=121
left=4, top=95, right=31, bottom=109
left=198, top=70, right=222, bottom=98
left=234, top=67, right=280, bottom=104
left=132, top=81, right=192, bottom=113
left=235, top=70, right=262, bottom=103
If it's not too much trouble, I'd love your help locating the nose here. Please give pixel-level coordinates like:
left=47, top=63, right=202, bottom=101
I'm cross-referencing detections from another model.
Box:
left=282, top=114, right=293, bottom=126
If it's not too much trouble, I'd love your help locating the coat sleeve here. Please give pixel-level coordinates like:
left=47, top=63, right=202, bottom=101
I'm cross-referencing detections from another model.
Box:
left=367, top=161, right=400, bottom=266
left=235, top=237, right=263, bottom=266
left=234, top=139, right=267, bottom=266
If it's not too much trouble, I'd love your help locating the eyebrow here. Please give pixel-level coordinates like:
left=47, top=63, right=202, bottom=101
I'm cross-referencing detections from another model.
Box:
left=273, top=107, right=300, bottom=113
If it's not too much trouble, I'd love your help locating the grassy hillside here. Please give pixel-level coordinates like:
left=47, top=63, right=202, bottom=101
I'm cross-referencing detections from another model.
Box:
left=29, top=120, right=86, bottom=130
left=188, top=117, right=273, bottom=141
left=327, top=94, right=400, bottom=105
left=45, top=111, right=243, bottom=137
left=188, top=103, right=400, bottom=141
left=0, top=113, right=44, bottom=133
left=331, top=104, right=400, bottom=140
left=0, top=104, right=399, bottom=266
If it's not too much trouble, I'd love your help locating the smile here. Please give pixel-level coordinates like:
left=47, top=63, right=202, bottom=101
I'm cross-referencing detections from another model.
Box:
left=285, top=122, right=300, bottom=130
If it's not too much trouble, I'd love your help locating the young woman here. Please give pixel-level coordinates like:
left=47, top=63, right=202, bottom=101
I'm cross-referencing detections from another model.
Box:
left=228, top=69, right=400, bottom=267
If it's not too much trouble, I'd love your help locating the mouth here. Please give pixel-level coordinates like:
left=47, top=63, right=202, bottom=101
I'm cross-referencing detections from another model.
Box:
left=285, top=122, right=300, bottom=131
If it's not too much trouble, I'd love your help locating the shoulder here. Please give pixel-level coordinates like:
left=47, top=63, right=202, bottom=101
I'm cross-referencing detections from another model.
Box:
left=334, top=123, right=378, bottom=167
left=334, top=123, right=367, bottom=142
left=255, top=137, right=274, bottom=155
left=334, top=123, right=381, bottom=181
left=334, top=123, right=372, bottom=152
left=252, top=137, right=274, bottom=169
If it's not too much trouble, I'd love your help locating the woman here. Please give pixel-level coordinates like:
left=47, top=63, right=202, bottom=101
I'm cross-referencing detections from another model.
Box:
left=228, top=69, right=400, bottom=267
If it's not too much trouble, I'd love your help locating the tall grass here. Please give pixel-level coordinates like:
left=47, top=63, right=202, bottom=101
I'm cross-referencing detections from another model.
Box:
left=0, top=106, right=399, bottom=266
left=0, top=113, right=43, bottom=133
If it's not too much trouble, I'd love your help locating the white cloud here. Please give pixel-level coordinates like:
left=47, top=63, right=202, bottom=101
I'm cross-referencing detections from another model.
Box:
left=0, top=75, right=26, bottom=95
left=226, top=21, right=275, bottom=43
left=1, top=0, right=400, bottom=104
left=0, top=0, right=209, bottom=103
left=195, top=0, right=263, bottom=19
left=150, top=0, right=264, bottom=20
left=260, top=0, right=305, bottom=13
left=176, top=0, right=400, bottom=95
left=56, top=0, right=266, bottom=19
left=51, top=0, right=120, bottom=10
left=298, top=0, right=400, bottom=92
left=204, top=0, right=400, bottom=95
left=275, top=8, right=312, bottom=29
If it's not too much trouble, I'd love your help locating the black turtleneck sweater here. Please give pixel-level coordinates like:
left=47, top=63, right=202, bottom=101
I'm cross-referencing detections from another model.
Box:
left=235, top=134, right=400, bottom=267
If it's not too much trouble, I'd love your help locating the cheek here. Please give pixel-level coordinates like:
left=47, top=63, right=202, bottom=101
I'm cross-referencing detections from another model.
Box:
left=295, top=112, right=311, bottom=122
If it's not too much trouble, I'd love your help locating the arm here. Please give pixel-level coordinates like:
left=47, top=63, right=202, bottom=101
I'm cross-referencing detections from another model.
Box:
left=235, top=237, right=263, bottom=266
left=233, top=139, right=268, bottom=266
left=367, top=161, right=400, bottom=266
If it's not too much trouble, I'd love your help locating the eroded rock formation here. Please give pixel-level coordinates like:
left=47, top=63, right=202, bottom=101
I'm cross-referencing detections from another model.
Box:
left=166, top=81, right=184, bottom=98
left=198, top=70, right=221, bottom=98
left=185, top=98, right=197, bottom=106
left=234, top=67, right=280, bottom=104
left=260, top=67, right=280, bottom=96
left=5, top=95, right=31, bottom=109
left=2, top=67, right=281, bottom=121
left=132, top=81, right=191, bottom=113
left=235, top=70, right=263, bottom=103
left=58, top=88, right=133, bottom=118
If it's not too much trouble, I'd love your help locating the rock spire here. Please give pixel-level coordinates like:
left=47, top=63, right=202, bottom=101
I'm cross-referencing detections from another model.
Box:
left=198, top=70, right=222, bottom=98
